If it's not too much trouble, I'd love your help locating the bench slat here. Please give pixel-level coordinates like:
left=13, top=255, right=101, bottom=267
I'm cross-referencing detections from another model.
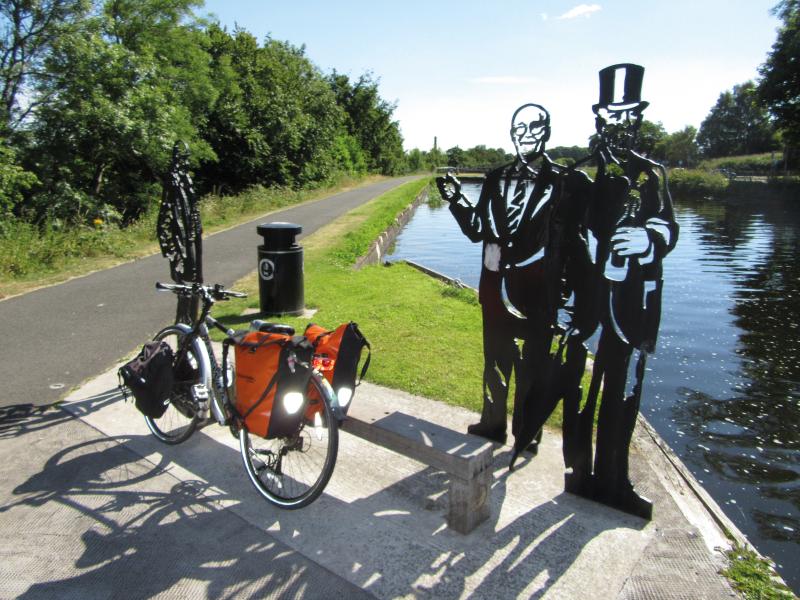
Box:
left=341, top=404, right=493, bottom=481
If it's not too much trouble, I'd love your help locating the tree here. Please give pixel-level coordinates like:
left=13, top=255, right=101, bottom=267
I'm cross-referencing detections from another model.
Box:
left=0, top=0, right=91, bottom=133
left=26, top=0, right=218, bottom=221
left=328, top=71, right=405, bottom=175
left=697, top=81, right=777, bottom=157
left=758, top=0, right=800, bottom=154
left=199, top=28, right=347, bottom=191
left=636, top=120, right=667, bottom=157
left=459, top=145, right=512, bottom=169
left=0, top=140, right=37, bottom=217
left=30, top=29, right=208, bottom=221
left=548, top=145, right=590, bottom=163
left=653, top=126, right=700, bottom=167
left=446, top=146, right=464, bottom=168
left=406, top=148, right=424, bottom=172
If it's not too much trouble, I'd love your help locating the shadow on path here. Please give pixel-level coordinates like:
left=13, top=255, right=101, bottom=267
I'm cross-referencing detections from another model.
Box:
left=1, top=390, right=645, bottom=598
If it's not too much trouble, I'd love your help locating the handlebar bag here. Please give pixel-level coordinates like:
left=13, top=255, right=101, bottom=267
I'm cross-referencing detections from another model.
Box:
left=304, top=322, right=370, bottom=414
left=118, top=341, right=175, bottom=419
left=233, top=332, right=313, bottom=438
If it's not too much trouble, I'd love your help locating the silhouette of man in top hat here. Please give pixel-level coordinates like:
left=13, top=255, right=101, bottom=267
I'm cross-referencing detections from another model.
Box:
left=437, top=104, right=579, bottom=451
left=557, top=63, right=678, bottom=519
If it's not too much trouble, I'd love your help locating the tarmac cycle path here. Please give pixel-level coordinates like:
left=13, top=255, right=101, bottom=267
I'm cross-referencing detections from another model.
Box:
left=0, top=176, right=420, bottom=408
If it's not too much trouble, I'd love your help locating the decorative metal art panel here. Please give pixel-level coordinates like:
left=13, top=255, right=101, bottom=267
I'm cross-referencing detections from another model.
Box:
left=157, top=142, right=204, bottom=324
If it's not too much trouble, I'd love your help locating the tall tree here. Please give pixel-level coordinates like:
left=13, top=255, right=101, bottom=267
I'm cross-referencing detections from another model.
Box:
left=446, top=146, right=464, bottom=168
left=199, top=28, right=346, bottom=190
left=697, top=81, right=777, bottom=157
left=636, top=120, right=667, bottom=157
left=0, top=0, right=90, bottom=133
left=653, top=126, right=700, bottom=167
left=27, top=0, right=217, bottom=221
left=30, top=30, right=207, bottom=221
left=328, top=71, right=405, bottom=175
left=759, top=0, right=800, bottom=152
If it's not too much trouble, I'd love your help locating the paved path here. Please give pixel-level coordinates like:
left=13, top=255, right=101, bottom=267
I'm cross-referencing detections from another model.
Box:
left=0, top=363, right=740, bottom=599
left=0, top=177, right=419, bottom=408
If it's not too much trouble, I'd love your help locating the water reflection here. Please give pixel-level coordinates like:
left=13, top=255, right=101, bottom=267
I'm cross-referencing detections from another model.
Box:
left=387, top=190, right=800, bottom=590
left=666, top=196, right=800, bottom=563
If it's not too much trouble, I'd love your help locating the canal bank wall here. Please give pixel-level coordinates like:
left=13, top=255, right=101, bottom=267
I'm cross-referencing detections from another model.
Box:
left=355, top=186, right=429, bottom=269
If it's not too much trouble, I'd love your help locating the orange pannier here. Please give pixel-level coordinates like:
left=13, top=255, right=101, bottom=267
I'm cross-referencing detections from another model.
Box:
left=232, top=331, right=313, bottom=438
left=304, top=322, right=370, bottom=415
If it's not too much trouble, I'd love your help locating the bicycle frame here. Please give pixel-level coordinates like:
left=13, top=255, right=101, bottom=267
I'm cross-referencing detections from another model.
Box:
left=162, top=282, right=345, bottom=432
left=151, top=280, right=345, bottom=508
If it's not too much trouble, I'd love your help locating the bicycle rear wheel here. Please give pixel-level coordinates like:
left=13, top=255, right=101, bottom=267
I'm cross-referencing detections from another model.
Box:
left=239, top=374, right=338, bottom=508
left=144, top=326, right=201, bottom=444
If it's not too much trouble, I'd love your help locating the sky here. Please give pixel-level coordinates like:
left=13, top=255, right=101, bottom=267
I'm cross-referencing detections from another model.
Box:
left=200, top=0, right=782, bottom=153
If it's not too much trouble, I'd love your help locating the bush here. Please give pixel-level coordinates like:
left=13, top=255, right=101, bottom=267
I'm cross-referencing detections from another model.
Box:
left=0, top=218, right=137, bottom=279
left=668, top=168, right=729, bottom=197
left=699, top=153, right=783, bottom=174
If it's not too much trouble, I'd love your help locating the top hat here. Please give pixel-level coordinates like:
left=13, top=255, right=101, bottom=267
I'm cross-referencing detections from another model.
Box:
left=593, top=63, right=649, bottom=112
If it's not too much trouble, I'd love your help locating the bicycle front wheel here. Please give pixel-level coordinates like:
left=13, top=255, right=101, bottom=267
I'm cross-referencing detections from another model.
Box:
left=144, top=326, right=201, bottom=444
left=239, top=374, right=339, bottom=509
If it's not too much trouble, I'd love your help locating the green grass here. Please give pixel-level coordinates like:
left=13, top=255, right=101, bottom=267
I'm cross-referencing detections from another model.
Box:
left=212, top=179, right=484, bottom=412
left=699, top=152, right=783, bottom=173
left=212, top=178, right=571, bottom=425
left=668, top=168, right=729, bottom=197
left=722, top=544, right=796, bottom=599
left=0, top=175, right=383, bottom=299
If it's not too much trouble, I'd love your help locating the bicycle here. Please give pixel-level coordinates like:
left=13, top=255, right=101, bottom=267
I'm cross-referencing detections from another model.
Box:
left=145, top=281, right=343, bottom=509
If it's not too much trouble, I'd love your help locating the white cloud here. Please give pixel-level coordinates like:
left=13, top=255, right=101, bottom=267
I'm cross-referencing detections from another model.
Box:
left=469, top=76, right=541, bottom=85
left=556, top=4, right=602, bottom=20
left=541, top=12, right=549, bottom=21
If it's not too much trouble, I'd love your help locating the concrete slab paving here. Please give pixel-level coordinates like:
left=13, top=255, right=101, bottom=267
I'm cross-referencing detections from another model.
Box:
left=0, top=401, right=371, bottom=599
left=0, top=357, right=742, bottom=599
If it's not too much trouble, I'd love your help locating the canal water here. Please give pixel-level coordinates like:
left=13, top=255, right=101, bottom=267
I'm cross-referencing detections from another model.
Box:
left=387, top=183, right=799, bottom=591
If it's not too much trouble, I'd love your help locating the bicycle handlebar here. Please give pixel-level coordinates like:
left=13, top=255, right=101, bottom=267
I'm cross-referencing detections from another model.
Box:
left=155, top=281, right=247, bottom=301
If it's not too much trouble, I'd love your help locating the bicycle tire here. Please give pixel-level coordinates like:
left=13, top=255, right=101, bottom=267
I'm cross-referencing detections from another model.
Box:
left=144, top=326, right=201, bottom=444
left=239, top=374, right=339, bottom=509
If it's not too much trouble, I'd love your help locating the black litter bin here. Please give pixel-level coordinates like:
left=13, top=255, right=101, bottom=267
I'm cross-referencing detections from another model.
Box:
left=256, top=222, right=304, bottom=316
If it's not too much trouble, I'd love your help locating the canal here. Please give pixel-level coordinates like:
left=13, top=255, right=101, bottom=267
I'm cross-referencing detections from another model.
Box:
left=387, top=182, right=799, bottom=591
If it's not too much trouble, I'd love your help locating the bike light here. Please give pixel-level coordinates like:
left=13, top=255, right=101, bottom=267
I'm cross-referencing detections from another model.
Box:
left=312, top=354, right=335, bottom=371
left=282, top=392, right=304, bottom=415
left=337, top=387, right=353, bottom=408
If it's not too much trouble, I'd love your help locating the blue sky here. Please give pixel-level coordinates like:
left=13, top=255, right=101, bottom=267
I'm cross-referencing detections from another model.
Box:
left=200, top=1, right=781, bottom=152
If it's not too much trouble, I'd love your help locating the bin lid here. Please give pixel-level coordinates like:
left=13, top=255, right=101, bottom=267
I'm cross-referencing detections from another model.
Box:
left=257, top=222, right=302, bottom=249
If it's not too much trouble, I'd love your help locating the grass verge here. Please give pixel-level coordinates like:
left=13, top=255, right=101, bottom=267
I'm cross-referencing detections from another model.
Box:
left=0, top=175, right=386, bottom=299
left=722, top=544, right=796, bottom=599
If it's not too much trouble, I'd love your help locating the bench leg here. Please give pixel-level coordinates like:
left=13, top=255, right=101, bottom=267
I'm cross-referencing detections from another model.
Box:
left=447, top=467, right=491, bottom=534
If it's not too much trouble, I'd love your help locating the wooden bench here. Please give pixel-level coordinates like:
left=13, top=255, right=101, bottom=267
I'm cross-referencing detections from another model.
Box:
left=341, top=402, right=495, bottom=534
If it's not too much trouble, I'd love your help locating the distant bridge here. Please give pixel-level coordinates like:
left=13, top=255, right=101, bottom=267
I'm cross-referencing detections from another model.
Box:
left=435, top=166, right=493, bottom=174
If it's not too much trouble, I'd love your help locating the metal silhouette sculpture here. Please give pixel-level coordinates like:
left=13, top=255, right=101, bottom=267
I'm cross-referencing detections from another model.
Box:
left=157, top=142, right=203, bottom=324
left=574, top=63, right=678, bottom=519
left=438, top=65, right=678, bottom=520
left=436, top=104, right=571, bottom=449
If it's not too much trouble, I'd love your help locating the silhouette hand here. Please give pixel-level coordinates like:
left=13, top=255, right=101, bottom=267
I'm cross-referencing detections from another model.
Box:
left=436, top=172, right=461, bottom=202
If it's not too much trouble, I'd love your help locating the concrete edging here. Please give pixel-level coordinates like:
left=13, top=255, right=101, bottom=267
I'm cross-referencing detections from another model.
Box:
left=354, top=187, right=429, bottom=269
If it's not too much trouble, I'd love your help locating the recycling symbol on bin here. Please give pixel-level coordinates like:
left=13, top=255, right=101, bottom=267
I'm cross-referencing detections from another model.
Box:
left=259, top=258, right=275, bottom=281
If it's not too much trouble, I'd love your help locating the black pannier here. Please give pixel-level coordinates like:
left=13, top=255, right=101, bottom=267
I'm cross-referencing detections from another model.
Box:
left=118, top=341, right=175, bottom=418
